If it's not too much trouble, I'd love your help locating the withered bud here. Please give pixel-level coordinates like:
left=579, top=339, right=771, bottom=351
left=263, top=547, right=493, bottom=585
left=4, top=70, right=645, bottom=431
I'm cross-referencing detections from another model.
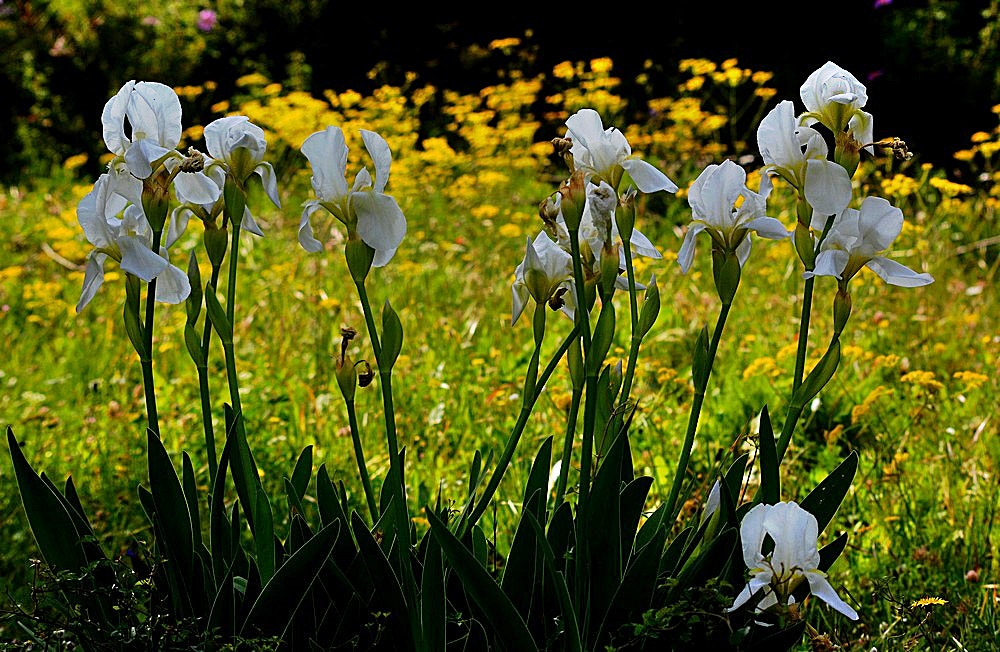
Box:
left=180, top=147, right=206, bottom=173
left=339, top=326, right=357, bottom=362
left=869, top=137, right=914, bottom=161
left=538, top=194, right=560, bottom=238
left=548, top=286, right=568, bottom=312
left=550, top=137, right=573, bottom=158
left=357, top=360, right=375, bottom=387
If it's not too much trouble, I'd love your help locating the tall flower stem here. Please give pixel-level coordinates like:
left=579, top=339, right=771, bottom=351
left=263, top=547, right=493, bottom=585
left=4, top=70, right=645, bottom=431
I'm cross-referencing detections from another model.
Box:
left=554, top=337, right=583, bottom=508
left=345, top=397, right=379, bottom=523
left=792, top=278, right=816, bottom=392
left=618, top=244, right=642, bottom=405
left=463, top=323, right=579, bottom=534
left=140, top=229, right=163, bottom=436
left=664, top=301, right=732, bottom=520
left=197, top=263, right=223, bottom=483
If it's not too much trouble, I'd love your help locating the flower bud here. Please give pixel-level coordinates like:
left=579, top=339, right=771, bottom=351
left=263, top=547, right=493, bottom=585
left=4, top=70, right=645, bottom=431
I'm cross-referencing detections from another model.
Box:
left=141, top=171, right=171, bottom=233
left=614, top=187, right=636, bottom=243
left=345, top=235, right=375, bottom=283
left=204, top=223, right=229, bottom=267
left=558, top=169, right=586, bottom=231
left=834, top=131, right=861, bottom=179
left=794, top=222, right=816, bottom=270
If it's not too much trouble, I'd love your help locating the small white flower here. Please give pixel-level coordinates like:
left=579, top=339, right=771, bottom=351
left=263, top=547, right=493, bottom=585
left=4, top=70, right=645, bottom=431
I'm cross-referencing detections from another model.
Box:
left=298, top=126, right=406, bottom=267
left=799, top=62, right=874, bottom=154
left=203, top=115, right=280, bottom=207
left=565, top=108, right=678, bottom=194
left=678, top=159, right=789, bottom=273
left=804, top=196, right=934, bottom=287
left=729, top=501, right=858, bottom=620
left=511, top=232, right=575, bottom=326
left=168, top=164, right=265, bottom=247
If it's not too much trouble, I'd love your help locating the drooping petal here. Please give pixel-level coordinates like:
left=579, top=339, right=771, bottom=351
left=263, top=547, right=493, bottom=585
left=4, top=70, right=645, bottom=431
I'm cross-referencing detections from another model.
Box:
left=850, top=111, right=874, bottom=155
left=372, top=246, right=397, bottom=268
left=865, top=256, right=934, bottom=287
left=172, top=166, right=222, bottom=205
left=804, top=571, right=859, bottom=620
left=805, top=249, right=851, bottom=280
left=353, top=191, right=407, bottom=256
left=622, top=158, right=678, bottom=193
left=360, top=129, right=393, bottom=193
left=728, top=573, right=773, bottom=612
left=677, top=222, right=705, bottom=274
left=76, top=253, right=108, bottom=313
left=77, top=176, right=116, bottom=248
left=151, top=261, right=192, bottom=304
left=745, top=216, right=791, bottom=240
left=298, top=202, right=327, bottom=253
left=804, top=159, right=853, bottom=216
left=625, top=225, right=662, bottom=259
left=125, top=139, right=174, bottom=180
left=301, top=126, right=349, bottom=202
left=736, top=236, right=752, bottom=267
left=165, top=206, right=194, bottom=248
left=856, top=196, right=903, bottom=253
left=254, top=162, right=281, bottom=208
left=118, top=236, right=167, bottom=282
left=512, top=283, right=530, bottom=326
left=241, top=207, right=264, bottom=237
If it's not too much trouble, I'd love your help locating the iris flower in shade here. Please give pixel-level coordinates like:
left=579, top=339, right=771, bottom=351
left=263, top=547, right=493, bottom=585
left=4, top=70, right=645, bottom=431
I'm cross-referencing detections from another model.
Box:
left=511, top=232, right=576, bottom=326
left=564, top=108, right=678, bottom=194
left=799, top=62, right=874, bottom=155
left=203, top=115, right=280, bottom=208
left=76, top=174, right=190, bottom=312
left=298, top=126, right=406, bottom=267
left=677, top=159, right=789, bottom=274
left=803, top=196, right=934, bottom=287
left=101, top=80, right=219, bottom=204
left=729, top=501, right=859, bottom=621
left=757, top=100, right=852, bottom=217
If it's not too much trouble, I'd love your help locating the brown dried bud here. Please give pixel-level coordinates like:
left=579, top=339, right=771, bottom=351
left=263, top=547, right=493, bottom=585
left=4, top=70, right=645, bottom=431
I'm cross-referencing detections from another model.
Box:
left=547, top=286, right=568, bottom=311
left=180, top=147, right=206, bottom=173
left=357, top=360, right=375, bottom=387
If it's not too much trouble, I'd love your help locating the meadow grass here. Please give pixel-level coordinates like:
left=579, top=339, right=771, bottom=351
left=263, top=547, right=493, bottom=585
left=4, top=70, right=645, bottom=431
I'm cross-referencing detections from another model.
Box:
left=1, top=55, right=997, bottom=649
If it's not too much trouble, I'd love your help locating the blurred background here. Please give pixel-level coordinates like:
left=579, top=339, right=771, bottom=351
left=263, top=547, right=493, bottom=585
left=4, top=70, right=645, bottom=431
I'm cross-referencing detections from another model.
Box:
left=2, top=0, right=998, bottom=184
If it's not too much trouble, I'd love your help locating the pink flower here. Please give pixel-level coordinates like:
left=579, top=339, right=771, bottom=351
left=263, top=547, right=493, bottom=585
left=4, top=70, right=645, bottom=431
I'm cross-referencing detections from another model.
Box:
left=196, top=9, right=217, bottom=32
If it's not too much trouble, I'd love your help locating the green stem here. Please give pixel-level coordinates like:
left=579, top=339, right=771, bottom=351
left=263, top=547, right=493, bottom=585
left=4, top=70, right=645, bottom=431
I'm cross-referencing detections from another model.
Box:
left=463, top=324, right=579, bottom=533
left=792, top=277, right=815, bottom=392
left=664, top=302, right=732, bottom=520
left=346, top=398, right=379, bottom=523
left=619, top=244, right=641, bottom=405
left=226, top=223, right=241, bottom=327
left=553, top=385, right=582, bottom=508
left=198, top=264, right=223, bottom=484
left=141, top=230, right=163, bottom=436
left=567, top=227, right=592, bottom=354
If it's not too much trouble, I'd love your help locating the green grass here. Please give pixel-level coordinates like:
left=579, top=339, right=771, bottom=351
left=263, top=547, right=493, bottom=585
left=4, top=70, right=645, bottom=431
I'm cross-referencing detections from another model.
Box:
left=1, top=97, right=998, bottom=649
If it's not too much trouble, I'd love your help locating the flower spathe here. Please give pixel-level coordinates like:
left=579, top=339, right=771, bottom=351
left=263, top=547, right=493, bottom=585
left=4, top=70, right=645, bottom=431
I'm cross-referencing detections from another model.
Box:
left=678, top=159, right=789, bottom=273
left=729, top=501, right=859, bottom=621
left=564, top=108, right=678, bottom=194
left=804, top=196, right=934, bottom=287
left=799, top=61, right=874, bottom=155
left=76, top=173, right=190, bottom=312
left=298, top=126, right=406, bottom=267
